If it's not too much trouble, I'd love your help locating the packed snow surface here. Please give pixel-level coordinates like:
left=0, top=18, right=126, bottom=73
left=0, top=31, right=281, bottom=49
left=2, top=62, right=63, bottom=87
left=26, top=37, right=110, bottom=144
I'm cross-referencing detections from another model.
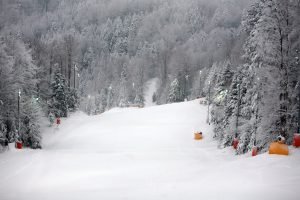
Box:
left=0, top=100, right=300, bottom=200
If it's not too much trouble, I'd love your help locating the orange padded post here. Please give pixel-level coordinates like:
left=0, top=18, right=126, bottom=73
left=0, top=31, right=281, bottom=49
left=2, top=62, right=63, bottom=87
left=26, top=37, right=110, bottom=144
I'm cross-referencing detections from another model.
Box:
left=194, top=132, right=203, bottom=140
left=269, top=142, right=289, bottom=155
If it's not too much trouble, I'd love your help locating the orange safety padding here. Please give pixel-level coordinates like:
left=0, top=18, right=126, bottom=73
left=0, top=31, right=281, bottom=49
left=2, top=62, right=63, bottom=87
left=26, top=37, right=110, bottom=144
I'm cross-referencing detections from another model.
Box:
left=194, top=133, right=203, bottom=140
left=269, top=142, right=289, bottom=156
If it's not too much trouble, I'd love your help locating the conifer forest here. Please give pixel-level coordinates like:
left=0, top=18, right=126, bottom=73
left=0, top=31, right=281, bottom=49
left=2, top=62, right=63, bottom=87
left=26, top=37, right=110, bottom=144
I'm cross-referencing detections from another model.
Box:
left=0, top=1, right=300, bottom=199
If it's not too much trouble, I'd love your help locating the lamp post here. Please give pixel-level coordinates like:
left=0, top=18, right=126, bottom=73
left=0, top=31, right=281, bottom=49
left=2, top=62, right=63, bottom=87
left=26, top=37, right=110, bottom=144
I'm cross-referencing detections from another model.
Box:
left=0, top=100, right=3, bottom=122
left=254, top=78, right=260, bottom=146
left=296, top=50, right=300, bottom=133
left=185, top=75, right=189, bottom=101
left=74, top=64, right=78, bottom=89
left=17, top=89, right=21, bottom=139
left=132, top=82, right=135, bottom=103
left=107, top=85, right=112, bottom=110
left=87, top=94, right=91, bottom=115
left=199, top=70, right=202, bottom=97
left=232, top=83, right=241, bottom=150
left=298, top=81, right=300, bottom=134
left=207, top=81, right=211, bottom=125
left=252, top=78, right=260, bottom=156
left=293, top=50, right=300, bottom=147
left=235, top=83, right=241, bottom=138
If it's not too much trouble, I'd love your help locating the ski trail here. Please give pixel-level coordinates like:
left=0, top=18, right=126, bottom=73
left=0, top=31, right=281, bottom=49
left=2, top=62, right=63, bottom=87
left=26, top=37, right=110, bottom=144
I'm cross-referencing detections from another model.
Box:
left=144, top=78, right=158, bottom=107
left=0, top=100, right=299, bottom=200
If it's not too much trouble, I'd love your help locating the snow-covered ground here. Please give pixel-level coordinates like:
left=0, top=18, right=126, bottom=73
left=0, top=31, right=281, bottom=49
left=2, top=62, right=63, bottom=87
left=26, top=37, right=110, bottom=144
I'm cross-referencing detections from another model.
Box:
left=0, top=100, right=300, bottom=200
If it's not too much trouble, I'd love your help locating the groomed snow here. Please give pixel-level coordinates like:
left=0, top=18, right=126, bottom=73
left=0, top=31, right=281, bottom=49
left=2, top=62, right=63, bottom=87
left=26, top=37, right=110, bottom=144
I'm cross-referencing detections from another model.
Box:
left=0, top=100, right=300, bottom=200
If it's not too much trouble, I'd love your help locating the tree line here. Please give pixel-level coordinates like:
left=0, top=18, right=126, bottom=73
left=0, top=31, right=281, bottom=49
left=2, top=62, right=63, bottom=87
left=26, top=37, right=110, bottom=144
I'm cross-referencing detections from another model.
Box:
left=207, top=0, right=300, bottom=153
left=1, top=0, right=299, bottom=153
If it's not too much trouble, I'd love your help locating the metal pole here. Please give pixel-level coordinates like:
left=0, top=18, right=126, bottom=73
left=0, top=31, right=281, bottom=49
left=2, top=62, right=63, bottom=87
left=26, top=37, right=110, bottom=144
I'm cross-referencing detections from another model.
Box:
left=17, top=89, right=21, bottom=139
left=254, top=79, right=260, bottom=146
left=297, top=50, right=300, bottom=133
left=199, top=70, right=202, bottom=97
left=185, top=75, right=189, bottom=101
left=74, top=64, right=76, bottom=89
left=235, top=84, right=241, bottom=138
left=207, top=81, right=211, bottom=125
left=298, top=80, right=300, bottom=133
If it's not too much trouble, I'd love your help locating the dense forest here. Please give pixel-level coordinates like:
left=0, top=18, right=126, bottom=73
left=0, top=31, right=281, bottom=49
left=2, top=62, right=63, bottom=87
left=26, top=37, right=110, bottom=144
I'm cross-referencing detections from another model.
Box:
left=0, top=0, right=300, bottom=153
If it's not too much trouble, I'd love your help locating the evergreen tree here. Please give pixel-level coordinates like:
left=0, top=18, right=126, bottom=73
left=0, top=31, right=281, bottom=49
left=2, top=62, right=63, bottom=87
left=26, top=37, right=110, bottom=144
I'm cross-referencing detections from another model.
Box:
left=50, top=71, right=68, bottom=117
left=216, top=0, right=295, bottom=153
left=119, top=65, right=129, bottom=107
left=67, top=88, right=79, bottom=112
left=211, top=61, right=234, bottom=141
left=99, top=88, right=108, bottom=113
left=134, top=86, right=145, bottom=107
left=218, top=73, right=241, bottom=147
left=214, top=61, right=233, bottom=106
left=94, top=93, right=101, bottom=114
left=168, top=78, right=183, bottom=103
left=20, top=96, right=42, bottom=149
left=0, top=122, right=8, bottom=151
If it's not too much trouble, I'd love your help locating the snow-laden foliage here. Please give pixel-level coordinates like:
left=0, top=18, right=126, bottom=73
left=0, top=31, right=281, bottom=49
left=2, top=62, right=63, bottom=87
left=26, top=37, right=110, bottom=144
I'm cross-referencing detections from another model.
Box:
left=0, top=35, right=43, bottom=149
left=168, top=78, right=182, bottom=103
left=207, top=0, right=300, bottom=153
left=49, top=71, right=79, bottom=117
left=0, top=0, right=300, bottom=153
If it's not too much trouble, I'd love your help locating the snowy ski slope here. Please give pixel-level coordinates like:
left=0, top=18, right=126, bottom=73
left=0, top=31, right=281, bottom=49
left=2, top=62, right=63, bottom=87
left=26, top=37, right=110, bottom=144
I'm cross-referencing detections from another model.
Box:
left=0, top=100, right=300, bottom=200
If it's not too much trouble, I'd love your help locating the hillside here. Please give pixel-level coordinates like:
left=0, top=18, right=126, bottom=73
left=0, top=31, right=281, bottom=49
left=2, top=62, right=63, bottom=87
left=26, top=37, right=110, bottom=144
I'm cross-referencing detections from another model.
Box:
left=0, top=100, right=299, bottom=200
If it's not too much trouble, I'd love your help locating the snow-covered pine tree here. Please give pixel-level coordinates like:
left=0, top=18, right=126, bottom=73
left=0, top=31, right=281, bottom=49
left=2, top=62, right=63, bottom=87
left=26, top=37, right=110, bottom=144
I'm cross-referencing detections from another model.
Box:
left=229, top=0, right=293, bottom=153
left=253, top=0, right=290, bottom=148
left=99, top=88, right=108, bottom=113
left=134, top=86, right=145, bottom=107
left=50, top=71, right=68, bottom=117
left=285, top=2, right=300, bottom=137
left=20, top=96, right=42, bottom=149
left=219, top=0, right=274, bottom=153
left=235, top=69, right=257, bottom=154
left=220, top=1, right=264, bottom=153
left=168, top=78, right=182, bottom=103
left=119, top=64, right=129, bottom=107
left=82, top=47, right=95, bottom=72
left=2, top=35, right=41, bottom=149
left=289, top=50, right=300, bottom=135
left=211, top=61, right=234, bottom=140
left=94, top=93, right=101, bottom=114
left=67, top=88, right=79, bottom=112
left=203, top=63, right=222, bottom=98
left=0, top=40, right=13, bottom=148
left=220, top=72, right=242, bottom=148
left=214, top=62, right=234, bottom=104
left=0, top=122, right=7, bottom=151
